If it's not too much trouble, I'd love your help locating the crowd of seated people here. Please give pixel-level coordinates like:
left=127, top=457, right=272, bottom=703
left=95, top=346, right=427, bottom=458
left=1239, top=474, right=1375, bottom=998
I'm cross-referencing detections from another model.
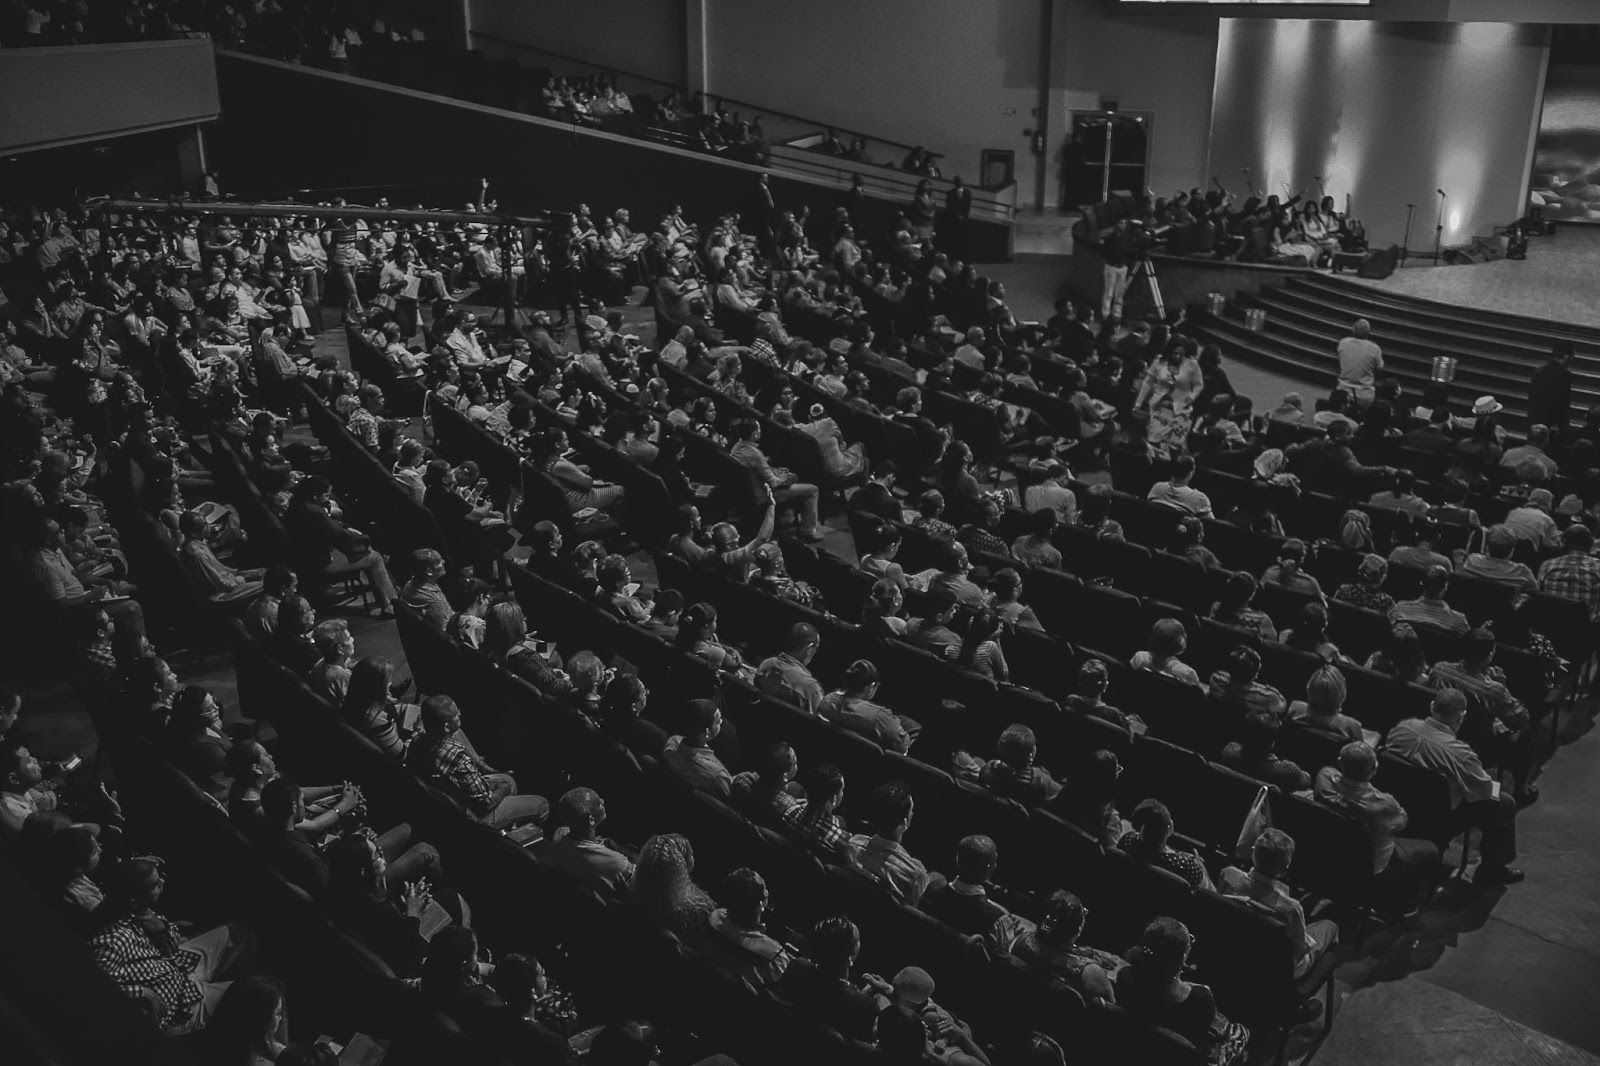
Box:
left=3, top=142, right=1595, bottom=1066
left=1090, top=185, right=1369, bottom=287
left=0, top=0, right=443, bottom=56
left=1, top=0, right=979, bottom=189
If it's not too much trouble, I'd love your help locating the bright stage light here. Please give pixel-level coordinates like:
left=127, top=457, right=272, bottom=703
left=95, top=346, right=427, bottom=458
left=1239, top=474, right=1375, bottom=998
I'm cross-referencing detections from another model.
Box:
left=1457, top=23, right=1513, bottom=51
left=1263, top=21, right=1311, bottom=195
left=1450, top=210, right=1462, bottom=233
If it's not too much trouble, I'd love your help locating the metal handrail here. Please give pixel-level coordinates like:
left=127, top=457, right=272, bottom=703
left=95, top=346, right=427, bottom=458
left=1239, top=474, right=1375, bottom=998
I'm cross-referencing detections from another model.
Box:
left=466, top=30, right=942, bottom=160
left=765, top=150, right=1016, bottom=224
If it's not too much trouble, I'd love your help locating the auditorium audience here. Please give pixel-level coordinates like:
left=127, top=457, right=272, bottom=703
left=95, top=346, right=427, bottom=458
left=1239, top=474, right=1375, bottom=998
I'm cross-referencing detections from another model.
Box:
left=6, top=142, right=1583, bottom=1066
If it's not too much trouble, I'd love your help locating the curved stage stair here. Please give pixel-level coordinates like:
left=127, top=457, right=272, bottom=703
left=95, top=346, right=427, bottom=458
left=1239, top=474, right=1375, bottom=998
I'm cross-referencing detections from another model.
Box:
left=1187, top=274, right=1600, bottom=433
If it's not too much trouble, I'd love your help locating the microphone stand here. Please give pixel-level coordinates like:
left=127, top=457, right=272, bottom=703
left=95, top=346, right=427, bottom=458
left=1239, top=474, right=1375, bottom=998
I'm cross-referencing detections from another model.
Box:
left=1402, top=203, right=1415, bottom=265
left=1433, top=190, right=1446, bottom=265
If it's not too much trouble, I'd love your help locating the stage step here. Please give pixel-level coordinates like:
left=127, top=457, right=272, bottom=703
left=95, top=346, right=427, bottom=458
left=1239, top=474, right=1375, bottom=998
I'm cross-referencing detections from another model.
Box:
left=1294, top=273, right=1600, bottom=347
left=1262, top=287, right=1566, bottom=365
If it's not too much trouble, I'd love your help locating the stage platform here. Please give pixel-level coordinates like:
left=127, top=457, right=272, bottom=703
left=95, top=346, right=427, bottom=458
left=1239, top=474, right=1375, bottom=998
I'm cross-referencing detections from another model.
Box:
left=1352, top=223, right=1600, bottom=329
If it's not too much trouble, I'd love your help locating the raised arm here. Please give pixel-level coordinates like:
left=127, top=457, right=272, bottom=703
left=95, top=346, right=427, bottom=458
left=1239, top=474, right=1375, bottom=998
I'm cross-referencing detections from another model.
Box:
left=741, top=489, right=777, bottom=552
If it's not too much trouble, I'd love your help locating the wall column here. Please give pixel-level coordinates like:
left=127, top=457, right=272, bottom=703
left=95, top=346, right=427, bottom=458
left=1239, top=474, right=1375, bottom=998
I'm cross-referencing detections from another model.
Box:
left=1033, top=0, right=1054, bottom=210
left=686, top=0, right=708, bottom=100
left=176, top=126, right=206, bottom=191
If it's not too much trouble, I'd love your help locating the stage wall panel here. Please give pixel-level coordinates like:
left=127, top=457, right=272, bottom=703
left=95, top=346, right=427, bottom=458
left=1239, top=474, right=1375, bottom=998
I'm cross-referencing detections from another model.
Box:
left=1208, top=20, right=1549, bottom=251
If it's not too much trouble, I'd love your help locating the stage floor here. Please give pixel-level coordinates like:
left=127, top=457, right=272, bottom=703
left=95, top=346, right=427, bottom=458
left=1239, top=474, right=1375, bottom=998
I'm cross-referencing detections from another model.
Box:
left=1352, top=223, right=1600, bottom=329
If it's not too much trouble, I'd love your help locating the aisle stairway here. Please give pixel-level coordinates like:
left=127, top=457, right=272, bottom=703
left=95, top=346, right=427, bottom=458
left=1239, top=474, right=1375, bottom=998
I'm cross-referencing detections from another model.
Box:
left=1187, top=274, right=1600, bottom=433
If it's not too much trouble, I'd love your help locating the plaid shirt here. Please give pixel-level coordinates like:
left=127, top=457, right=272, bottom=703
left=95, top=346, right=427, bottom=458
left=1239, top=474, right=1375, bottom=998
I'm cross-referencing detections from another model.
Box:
left=1539, top=552, right=1600, bottom=618
left=749, top=338, right=778, bottom=364
left=1428, top=661, right=1531, bottom=733
left=88, top=916, right=202, bottom=1030
left=405, top=734, right=492, bottom=813
left=783, top=800, right=851, bottom=858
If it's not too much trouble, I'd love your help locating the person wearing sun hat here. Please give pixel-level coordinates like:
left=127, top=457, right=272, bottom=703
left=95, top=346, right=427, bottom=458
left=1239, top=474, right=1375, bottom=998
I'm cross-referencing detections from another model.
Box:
left=1471, top=396, right=1504, bottom=418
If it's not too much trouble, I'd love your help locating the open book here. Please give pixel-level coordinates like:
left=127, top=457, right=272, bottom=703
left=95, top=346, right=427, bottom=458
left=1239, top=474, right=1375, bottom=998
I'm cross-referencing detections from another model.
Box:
left=417, top=899, right=453, bottom=942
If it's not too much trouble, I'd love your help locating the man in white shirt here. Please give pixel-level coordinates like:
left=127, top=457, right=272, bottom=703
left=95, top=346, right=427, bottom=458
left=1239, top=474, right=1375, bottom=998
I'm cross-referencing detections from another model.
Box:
left=1503, top=488, right=1561, bottom=551
left=1024, top=461, right=1077, bottom=523
left=1146, top=454, right=1213, bottom=517
left=443, top=311, right=493, bottom=369
left=952, top=327, right=987, bottom=370
left=378, top=247, right=424, bottom=340
left=1336, top=319, right=1383, bottom=402
left=540, top=787, right=634, bottom=902
left=1386, top=690, right=1522, bottom=884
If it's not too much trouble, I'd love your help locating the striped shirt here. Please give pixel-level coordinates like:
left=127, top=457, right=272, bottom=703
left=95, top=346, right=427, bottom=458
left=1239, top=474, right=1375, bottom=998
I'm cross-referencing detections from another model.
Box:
left=1389, top=596, right=1469, bottom=636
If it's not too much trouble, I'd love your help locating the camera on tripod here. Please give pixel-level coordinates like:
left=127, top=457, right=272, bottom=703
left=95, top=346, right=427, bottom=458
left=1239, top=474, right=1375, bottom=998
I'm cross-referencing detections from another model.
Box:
left=1127, top=218, right=1172, bottom=252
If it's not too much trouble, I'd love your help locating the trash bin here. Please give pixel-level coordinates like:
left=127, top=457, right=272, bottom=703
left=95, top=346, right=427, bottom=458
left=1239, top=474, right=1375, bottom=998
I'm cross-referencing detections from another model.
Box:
left=1431, top=356, right=1457, bottom=383
left=1245, top=308, right=1266, bottom=332
left=1206, top=292, right=1226, bottom=316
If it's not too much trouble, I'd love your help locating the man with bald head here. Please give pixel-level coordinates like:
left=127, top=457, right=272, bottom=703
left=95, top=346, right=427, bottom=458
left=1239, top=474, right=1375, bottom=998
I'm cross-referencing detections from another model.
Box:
left=1314, top=741, right=1440, bottom=908
left=540, top=787, right=634, bottom=901
left=756, top=622, right=824, bottom=713
left=1336, top=318, right=1383, bottom=403
left=1387, top=690, right=1523, bottom=885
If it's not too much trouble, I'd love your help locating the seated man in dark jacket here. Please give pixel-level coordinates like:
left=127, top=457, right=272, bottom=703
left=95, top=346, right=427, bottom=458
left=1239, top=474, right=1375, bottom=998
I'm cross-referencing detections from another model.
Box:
left=259, top=774, right=333, bottom=896
left=1220, top=709, right=1312, bottom=791
left=921, top=834, right=1022, bottom=939
left=284, top=475, right=397, bottom=613
left=978, top=724, right=1063, bottom=806
left=782, top=916, right=893, bottom=1043
left=850, top=461, right=904, bottom=523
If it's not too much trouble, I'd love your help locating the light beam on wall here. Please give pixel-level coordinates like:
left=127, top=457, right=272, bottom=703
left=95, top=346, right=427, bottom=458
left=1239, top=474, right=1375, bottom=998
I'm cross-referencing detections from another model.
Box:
left=1433, top=24, right=1519, bottom=242
left=1263, top=20, right=1311, bottom=199
left=1323, top=20, right=1373, bottom=213
left=1457, top=22, right=1513, bottom=50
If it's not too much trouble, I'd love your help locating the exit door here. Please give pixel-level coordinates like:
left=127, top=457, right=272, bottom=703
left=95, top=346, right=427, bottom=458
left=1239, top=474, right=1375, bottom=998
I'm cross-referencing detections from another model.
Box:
left=1061, top=111, right=1152, bottom=209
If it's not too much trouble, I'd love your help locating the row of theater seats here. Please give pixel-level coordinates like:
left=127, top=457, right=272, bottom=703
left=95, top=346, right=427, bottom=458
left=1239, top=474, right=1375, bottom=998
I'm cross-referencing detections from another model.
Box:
left=83, top=390, right=875, bottom=1062
left=84, top=683, right=483, bottom=1064
left=26, top=440, right=488, bottom=1061
left=370, top=367, right=1360, bottom=1058
left=406, top=324, right=1538, bottom=836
